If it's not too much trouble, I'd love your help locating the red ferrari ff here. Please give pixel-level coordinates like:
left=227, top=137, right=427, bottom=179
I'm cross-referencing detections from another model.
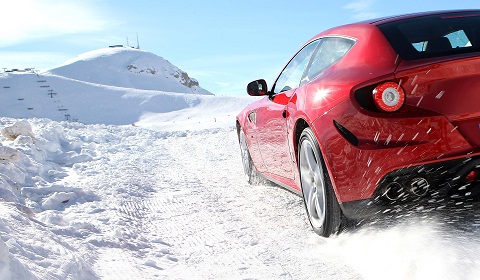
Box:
left=236, top=10, right=480, bottom=237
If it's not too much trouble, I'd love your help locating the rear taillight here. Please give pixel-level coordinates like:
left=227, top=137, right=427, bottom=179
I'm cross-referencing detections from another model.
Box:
left=372, top=82, right=405, bottom=112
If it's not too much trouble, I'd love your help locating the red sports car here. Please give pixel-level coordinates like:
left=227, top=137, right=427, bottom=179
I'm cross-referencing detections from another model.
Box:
left=236, top=10, right=480, bottom=237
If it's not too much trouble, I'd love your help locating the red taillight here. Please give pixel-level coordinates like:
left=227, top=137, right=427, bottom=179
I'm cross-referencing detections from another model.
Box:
left=466, top=170, right=478, bottom=183
left=372, top=82, right=405, bottom=112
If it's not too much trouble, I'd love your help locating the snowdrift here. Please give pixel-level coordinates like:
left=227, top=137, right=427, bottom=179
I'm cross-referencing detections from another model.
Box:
left=0, top=118, right=101, bottom=279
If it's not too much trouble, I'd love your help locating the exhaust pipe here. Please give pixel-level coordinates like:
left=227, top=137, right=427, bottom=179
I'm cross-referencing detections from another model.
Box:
left=408, top=177, right=429, bottom=197
left=382, top=182, right=405, bottom=201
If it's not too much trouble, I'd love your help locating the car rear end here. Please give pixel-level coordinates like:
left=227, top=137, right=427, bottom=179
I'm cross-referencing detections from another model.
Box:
left=328, top=11, right=480, bottom=217
left=377, top=11, right=480, bottom=198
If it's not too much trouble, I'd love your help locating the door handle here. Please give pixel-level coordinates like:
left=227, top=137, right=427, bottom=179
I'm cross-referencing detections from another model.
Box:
left=248, top=111, right=256, bottom=123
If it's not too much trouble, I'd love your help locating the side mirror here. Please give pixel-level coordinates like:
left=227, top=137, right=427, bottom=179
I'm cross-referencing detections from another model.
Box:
left=247, top=79, right=268, bottom=96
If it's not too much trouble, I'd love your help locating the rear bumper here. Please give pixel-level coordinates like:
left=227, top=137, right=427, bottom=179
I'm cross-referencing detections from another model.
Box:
left=341, top=156, right=480, bottom=219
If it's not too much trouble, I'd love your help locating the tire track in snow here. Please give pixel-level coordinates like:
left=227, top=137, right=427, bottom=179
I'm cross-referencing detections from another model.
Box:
left=89, top=136, right=179, bottom=279
left=106, top=129, right=290, bottom=278
left=65, top=126, right=358, bottom=279
left=146, top=129, right=359, bottom=279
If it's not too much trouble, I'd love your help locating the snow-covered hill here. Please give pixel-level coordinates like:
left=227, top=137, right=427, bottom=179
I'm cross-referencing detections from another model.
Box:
left=0, top=46, right=222, bottom=125
left=0, top=47, right=253, bottom=126
left=50, top=47, right=211, bottom=95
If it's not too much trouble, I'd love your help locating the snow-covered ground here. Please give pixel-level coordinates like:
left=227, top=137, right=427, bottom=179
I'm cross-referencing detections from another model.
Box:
left=2, top=117, right=480, bottom=280
left=1, top=47, right=480, bottom=279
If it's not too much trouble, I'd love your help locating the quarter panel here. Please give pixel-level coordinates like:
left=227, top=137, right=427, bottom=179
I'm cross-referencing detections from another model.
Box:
left=396, top=55, right=480, bottom=148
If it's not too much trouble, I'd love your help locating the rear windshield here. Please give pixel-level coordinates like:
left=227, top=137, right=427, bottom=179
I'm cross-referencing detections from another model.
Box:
left=378, top=11, right=480, bottom=60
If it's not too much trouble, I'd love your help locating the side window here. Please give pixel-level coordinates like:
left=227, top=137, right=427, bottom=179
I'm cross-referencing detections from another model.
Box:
left=412, top=30, right=472, bottom=52
left=301, top=37, right=355, bottom=86
left=445, top=30, right=471, bottom=48
left=273, top=40, right=319, bottom=94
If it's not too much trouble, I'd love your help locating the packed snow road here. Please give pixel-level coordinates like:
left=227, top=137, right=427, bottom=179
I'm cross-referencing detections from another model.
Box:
left=87, top=127, right=360, bottom=279
left=2, top=120, right=480, bottom=279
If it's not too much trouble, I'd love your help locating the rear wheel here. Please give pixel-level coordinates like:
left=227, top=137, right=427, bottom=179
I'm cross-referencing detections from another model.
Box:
left=239, top=129, right=259, bottom=184
left=298, top=128, right=342, bottom=237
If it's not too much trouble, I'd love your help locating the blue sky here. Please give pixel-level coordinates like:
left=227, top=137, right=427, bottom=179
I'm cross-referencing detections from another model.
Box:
left=1, top=0, right=480, bottom=96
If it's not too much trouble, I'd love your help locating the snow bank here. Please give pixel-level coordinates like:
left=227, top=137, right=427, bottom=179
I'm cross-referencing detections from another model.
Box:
left=0, top=119, right=89, bottom=195
left=0, top=146, right=20, bottom=163
left=0, top=118, right=104, bottom=279
left=0, top=120, right=34, bottom=141
left=0, top=117, right=213, bottom=279
left=0, top=239, right=11, bottom=280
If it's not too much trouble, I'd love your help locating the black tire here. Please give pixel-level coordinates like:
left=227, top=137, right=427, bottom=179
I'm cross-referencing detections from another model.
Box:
left=298, top=128, right=342, bottom=237
left=239, top=129, right=260, bottom=184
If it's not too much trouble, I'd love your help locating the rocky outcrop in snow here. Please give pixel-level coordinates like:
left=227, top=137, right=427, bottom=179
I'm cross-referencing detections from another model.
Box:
left=126, top=63, right=200, bottom=89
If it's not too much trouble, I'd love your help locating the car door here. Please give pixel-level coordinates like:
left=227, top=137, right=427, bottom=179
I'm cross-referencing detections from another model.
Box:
left=255, top=40, right=320, bottom=179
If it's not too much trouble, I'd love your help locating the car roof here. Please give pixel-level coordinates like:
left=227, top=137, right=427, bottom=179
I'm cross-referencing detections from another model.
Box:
left=361, top=9, right=480, bottom=25
left=300, top=9, right=480, bottom=62
left=310, top=9, right=480, bottom=42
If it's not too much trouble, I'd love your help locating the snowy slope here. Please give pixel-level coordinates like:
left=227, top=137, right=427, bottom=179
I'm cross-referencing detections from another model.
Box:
left=0, top=72, right=250, bottom=125
left=49, top=47, right=212, bottom=95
